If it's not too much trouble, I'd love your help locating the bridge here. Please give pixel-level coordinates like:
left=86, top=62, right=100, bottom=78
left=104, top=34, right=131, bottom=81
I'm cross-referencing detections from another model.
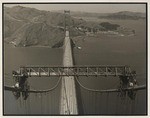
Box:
left=4, top=10, right=146, bottom=115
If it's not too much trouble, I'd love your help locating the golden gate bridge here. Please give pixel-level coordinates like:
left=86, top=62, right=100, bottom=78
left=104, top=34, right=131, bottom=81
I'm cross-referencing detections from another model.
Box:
left=4, top=10, right=146, bottom=115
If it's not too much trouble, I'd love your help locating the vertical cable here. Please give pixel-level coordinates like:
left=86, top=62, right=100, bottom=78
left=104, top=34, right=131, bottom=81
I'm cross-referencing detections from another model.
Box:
left=94, top=92, right=97, bottom=114
left=131, top=100, right=135, bottom=114
left=51, top=90, right=53, bottom=114
left=24, top=98, right=27, bottom=114
left=129, top=99, right=132, bottom=114
left=47, top=92, right=49, bottom=114
left=54, top=87, right=56, bottom=114
left=136, top=92, right=139, bottom=107
left=16, top=98, right=19, bottom=113
left=87, top=90, right=90, bottom=114
left=125, top=94, right=128, bottom=114
left=115, top=93, right=119, bottom=114
left=82, top=88, right=85, bottom=114
left=28, top=95, right=30, bottom=114
left=36, top=93, right=38, bottom=113
left=99, top=93, right=102, bottom=114
left=19, top=96, right=22, bottom=108
left=50, top=91, right=51, bottom=114
left=126, top=96, right=129, bottom=114
left=106, top=92, right=109, bottom=113
left=92, top=92, right=94, bottom=114
left=40, top=93, right=42, bottom=114
left=88, top=90, right=90, bottom=114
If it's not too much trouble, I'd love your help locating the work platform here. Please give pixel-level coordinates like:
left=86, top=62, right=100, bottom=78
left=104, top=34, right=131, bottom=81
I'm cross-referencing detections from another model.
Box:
left=13, top=65, right=134, bottom=77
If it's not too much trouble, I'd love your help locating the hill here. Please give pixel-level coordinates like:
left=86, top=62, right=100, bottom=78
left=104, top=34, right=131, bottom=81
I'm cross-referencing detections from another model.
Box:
left=4, top=6, right=140, bottom=47
left=98, top=11, right=146, bottom=20
left=70, top=11, right=146, bottom=20
left=4, top=6, right=85, bottom=47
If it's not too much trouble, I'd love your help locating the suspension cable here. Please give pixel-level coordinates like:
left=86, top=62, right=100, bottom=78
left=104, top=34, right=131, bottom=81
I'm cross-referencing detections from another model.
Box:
left=75, top=76, right=119, bottom=92
left=4, top=77, right=61, bottom=93
left=75, top=76, right=146, bottom=93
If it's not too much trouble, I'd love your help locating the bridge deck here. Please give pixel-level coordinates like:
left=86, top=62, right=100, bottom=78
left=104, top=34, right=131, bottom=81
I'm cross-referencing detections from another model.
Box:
left=60, top=31, right=78, bottom=114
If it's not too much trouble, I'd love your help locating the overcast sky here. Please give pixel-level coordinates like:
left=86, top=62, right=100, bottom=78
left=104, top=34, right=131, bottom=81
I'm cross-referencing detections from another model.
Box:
left=4, top=4, right=146, bottom=13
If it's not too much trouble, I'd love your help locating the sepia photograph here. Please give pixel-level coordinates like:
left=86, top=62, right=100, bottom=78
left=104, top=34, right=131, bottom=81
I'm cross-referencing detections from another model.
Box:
left=3, top=3, right=147, bottom=115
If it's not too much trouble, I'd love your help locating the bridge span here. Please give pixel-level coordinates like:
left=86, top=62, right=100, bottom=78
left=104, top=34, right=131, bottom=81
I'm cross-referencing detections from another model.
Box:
left=60, top=31, right=78, bottom=114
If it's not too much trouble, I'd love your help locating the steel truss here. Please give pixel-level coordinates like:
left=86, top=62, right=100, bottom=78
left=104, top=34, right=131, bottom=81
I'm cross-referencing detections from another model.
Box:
left=12, top=65, right=135, bottom=77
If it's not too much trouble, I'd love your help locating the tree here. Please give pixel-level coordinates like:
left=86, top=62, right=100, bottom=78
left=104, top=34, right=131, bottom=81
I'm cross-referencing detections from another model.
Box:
left=100, top=22, right=120, bottom=31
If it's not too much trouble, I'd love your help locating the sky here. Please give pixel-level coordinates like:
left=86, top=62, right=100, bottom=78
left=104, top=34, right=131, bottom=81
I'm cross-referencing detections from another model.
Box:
left=4, top=3, right=146, bottom=13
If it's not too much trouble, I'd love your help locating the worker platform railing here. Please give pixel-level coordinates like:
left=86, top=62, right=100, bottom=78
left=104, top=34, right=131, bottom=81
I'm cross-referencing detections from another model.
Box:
left=13, top=65, right=134, bottom=77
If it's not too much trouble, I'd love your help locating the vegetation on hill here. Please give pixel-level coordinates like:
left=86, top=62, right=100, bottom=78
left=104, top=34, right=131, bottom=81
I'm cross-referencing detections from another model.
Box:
left=6, top=22, right=65, bottom=47
left=4, top=6, right=86, bottom=47
left=98, top=11, right=146, bottom=20
left=100, top=22, right=120, bottom=31
left=4, top=6, right=139, bottom=47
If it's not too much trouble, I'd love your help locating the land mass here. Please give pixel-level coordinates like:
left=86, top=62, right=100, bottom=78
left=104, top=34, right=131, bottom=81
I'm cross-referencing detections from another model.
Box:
left=4, top=6, right=143, bottom=47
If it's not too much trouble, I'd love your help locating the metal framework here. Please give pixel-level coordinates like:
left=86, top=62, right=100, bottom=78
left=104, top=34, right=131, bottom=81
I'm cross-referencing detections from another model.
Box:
left=13, top=65, right=134, bottom=77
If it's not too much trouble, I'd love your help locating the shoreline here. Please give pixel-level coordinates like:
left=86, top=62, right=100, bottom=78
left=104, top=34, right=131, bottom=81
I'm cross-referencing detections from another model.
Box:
left=4, top=42, right=61, bottom=48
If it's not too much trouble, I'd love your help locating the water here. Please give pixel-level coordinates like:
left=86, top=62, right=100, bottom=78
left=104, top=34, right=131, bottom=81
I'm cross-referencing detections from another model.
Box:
left=4, top=19, right=147, bottom=115
left=4, top=45, right=62, bottom=115
left=73, top=19, right=146, bottom=115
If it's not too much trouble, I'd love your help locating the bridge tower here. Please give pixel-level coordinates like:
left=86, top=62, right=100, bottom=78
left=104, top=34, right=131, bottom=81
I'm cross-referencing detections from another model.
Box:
left=64, top=10, right=70, bottom=31
left=60, top=10, right=78, bottom=114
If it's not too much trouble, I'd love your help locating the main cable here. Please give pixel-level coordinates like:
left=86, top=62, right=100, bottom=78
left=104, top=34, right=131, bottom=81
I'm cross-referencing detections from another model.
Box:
left=4, top=77, right=61, bottom=93
left=75, top=76, right=118, bottom=92
left=75, top=76, right=146, bottom=93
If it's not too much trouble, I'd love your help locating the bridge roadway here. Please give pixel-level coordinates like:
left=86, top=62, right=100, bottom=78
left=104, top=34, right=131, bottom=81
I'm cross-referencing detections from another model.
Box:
left=60, top=31, right=78, bottom=114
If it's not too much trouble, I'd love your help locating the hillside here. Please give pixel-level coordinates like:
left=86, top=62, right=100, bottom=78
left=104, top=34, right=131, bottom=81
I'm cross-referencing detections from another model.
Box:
left=4, top=13, right=25, bottom=38
left=4, top=6, right=140, bottom=47
left=4, top=6, right=85, bottom=47
left=98, top=11, right=146, bottom=20
left=5, top=22, right=65, bottom=47
left=71, top=11, right=146, bottom=20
